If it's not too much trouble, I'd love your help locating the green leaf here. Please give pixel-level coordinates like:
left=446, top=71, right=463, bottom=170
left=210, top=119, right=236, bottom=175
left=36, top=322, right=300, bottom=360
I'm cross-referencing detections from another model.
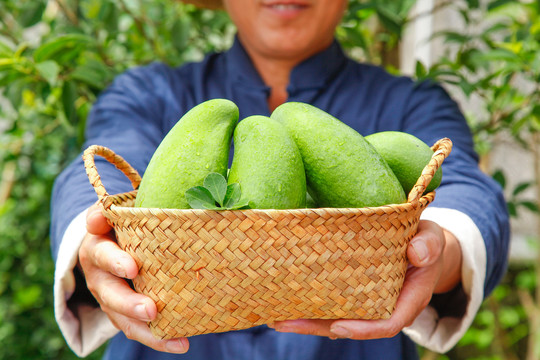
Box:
left=520, top=201, right=540, bottom=213
left=19, top=1, right=46, bottom=28
left=507, top=201, right=517, bottom=217
left=34, top=34, right=94, bottom=64
left=223, top=183, right=241, bottom=208
left=0, top=58, right=16, bottom=72
left=341, top=26, right=368, bottom=51
left=415, top=60, right=427, bottom=79
left=4, top=78, right=28, bottom=109
left=62, top=80, right=78, bottom=124
left=185, top=186, right=220, bottom=210
left=203, top=172, right=227, bottom=206
left=476, top=309, right=495, bottom=327
left=487, top=0, right=514, bottom=11
left=227, top=200, right=251, bottom=210
left=375, top=7, right=402, bottom=36
left=466, top=0, right=480, bottom=8
left=473, top=48, right=521, bottom=63
left=499, top=307, right=521, bottom=329
left=492, top=169, right=506, bottom=189
left=14, top=284, right=42, bottom=311
left=81, top=0, right=106, bottom=19
left=436, top=30, right=470, bottom=45
left=171, top=18, right=191, bottom=53
left=512, top=181, right=532, bottom=196
left=0, top=41, right=13, bottom=57
left=515, top=269, right=536, bottom=290
left=185, top=173, right=250, bottom=210
left=458, top=79, right=476, bottom=97
left=69, top=58, right=113, bottom=90
left=35, top=60, right=60, bottom=85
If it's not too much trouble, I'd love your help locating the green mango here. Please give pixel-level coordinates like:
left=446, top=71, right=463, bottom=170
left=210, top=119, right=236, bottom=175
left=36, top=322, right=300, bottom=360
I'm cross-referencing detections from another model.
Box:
left=135, top=98, right=238, bottom=209
left=366, top=131, right=442, bottom=195
left=227, top=115, right=306, bottom=209
left=271, top=102, right=406, bottom=208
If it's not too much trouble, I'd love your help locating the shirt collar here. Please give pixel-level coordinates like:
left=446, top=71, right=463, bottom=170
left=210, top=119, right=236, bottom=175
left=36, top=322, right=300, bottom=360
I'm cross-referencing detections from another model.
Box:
left=225, top=37, right=269, bottom=91
left=225, top=36, right=348, bottom=94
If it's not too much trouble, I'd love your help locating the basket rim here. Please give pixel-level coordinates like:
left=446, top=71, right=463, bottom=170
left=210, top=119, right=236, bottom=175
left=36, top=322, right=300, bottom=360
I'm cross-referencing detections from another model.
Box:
left=102, top=188, right=435, bottom=216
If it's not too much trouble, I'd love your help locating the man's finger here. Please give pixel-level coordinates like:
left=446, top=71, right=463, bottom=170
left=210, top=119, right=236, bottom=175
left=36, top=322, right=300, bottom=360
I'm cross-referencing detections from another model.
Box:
left=329, top=264, right=440, bottom=340
left=272, top=319, right=335, bottom=338
left=90, top=234, right=139, bottom=279
left=90, top=268, right=157, bottom=322
left=86, top=204, right=112, bottom=235
left=108, top=312, right=190, bottom=354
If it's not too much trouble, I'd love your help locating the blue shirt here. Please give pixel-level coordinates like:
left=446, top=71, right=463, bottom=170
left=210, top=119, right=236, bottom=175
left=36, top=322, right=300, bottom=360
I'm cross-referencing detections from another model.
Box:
left=51, top=38, right=510, bottom=360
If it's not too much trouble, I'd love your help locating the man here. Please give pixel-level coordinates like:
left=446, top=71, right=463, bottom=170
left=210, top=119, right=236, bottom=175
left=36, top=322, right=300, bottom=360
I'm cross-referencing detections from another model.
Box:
left=51, top=1, right=509, bottom=358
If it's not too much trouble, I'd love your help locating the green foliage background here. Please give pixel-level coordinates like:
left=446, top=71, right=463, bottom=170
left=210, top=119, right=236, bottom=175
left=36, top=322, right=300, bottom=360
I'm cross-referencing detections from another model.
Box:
left=0, top=1, right=233, bottom=358
left=0, top=0, right=538, bottom=359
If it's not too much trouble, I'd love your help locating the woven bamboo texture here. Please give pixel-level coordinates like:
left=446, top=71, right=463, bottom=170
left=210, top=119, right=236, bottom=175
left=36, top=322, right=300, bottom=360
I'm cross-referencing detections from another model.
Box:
left=83, top=137, right=452, bottom=339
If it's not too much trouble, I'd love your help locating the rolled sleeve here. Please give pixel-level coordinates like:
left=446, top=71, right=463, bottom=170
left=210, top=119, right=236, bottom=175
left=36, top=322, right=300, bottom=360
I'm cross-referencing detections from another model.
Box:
left=54, top=209, right=119, bottom=357
left=403, top=207, right=486, bottom=353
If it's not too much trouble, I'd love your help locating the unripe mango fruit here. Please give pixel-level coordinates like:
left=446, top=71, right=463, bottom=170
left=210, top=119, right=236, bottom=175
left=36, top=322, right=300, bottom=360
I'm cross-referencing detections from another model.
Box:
left=366, top=131, right=442, bottom=195
left=271, top=102, right=406, bottom=208
left=134, top=99, right=238, bottom=209
left=227, top=115, right=306, bottom=209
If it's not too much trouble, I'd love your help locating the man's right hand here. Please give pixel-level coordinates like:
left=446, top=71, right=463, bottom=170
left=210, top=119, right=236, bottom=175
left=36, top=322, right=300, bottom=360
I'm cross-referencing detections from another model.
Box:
left=78, top=204, right=190, bottom=354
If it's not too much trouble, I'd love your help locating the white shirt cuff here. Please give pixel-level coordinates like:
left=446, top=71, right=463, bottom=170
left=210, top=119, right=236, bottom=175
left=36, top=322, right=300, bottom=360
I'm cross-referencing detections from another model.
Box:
left=53, top=209, right=119, bottom=358
left=403, top=207, right=487, bottom=353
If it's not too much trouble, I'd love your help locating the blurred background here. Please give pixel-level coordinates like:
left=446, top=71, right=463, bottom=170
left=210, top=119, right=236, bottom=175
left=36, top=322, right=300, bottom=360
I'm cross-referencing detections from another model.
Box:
left=0, top=0, right=538, bottom=359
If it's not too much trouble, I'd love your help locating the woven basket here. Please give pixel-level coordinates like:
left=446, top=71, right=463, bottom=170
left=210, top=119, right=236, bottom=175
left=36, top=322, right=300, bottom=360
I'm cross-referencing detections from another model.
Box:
left=83, top=137, right=452, bottom=339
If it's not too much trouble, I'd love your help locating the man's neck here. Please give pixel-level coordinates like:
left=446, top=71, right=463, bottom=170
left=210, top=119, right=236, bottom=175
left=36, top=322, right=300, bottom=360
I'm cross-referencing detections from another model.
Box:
left=249, top=54, right=296, bottom=112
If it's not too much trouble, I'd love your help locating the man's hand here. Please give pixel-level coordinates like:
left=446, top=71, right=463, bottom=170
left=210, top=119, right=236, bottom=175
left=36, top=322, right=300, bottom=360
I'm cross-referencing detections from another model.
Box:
left=78, top=204, right=190, bottom=353
left=269, top=220, right=462, bottom=339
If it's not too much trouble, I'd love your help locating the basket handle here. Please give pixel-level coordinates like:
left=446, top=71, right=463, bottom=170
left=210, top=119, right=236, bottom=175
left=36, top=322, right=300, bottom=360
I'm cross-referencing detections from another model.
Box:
left=407, top=137, right=453, bottom=204
left=83, top=145, right=142, bottom=204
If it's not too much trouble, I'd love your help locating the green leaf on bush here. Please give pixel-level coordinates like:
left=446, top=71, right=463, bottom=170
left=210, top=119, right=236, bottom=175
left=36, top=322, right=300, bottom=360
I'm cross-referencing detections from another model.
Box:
left=492, top=169, right=506, bottom=189
left=171, top=18, right=191, bottom=53
left=14, top=285, right=42, bottom=311
left=0, top=41, right=13, bottom=57
left=19, top=1, right=46, bottom=28
left=61, top=80, right=78, bottom=124
left=516, top=269, right=536, bottom=290
left=513, top=181, right=532, bottom=196
left=35, top=60, right=60, bottom=85
left=488, top=0, right=514, bottom=11
left=70, top=59, right=113, bottom=89
left=34, top=34, right=94, bottom=64
left=520, top=201, right=540, bottom=213
left=507, top=202, right=517, bottom=217
left=499, top=306, right=521, bottom=329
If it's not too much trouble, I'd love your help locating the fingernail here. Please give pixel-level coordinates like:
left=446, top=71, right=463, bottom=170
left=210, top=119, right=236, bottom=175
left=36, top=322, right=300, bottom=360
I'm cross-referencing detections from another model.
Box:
left=135, top=303, right=151, bottom=321
left=165, top=338, right=188, bottom=353
left=275, top=326, right=295, bottom=333
left=412, top=240, right=428, bottom=262
left=330, top=326, right=352, bottom=338
left=114, top=262, right=127, bottom=278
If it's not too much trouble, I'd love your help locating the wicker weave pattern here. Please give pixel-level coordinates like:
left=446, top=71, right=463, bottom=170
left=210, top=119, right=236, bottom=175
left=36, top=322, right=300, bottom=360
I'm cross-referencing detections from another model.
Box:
left=83, top=138, right=452, bottom=339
